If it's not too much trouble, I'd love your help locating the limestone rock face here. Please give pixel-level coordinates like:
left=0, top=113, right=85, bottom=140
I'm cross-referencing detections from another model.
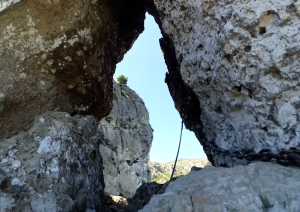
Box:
left=140, top=162, right=300, bottom=212
left=99, top=82, right=153, bottom=198
left=0, top=0, right=145, bottom=139
left=151, top=0, right=300, bottom=166
left=0, top=112, right=104, bottom=212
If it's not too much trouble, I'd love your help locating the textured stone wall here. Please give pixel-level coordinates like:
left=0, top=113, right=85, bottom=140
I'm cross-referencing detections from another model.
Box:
left=0, top=0, right=145, bottom=139
left=0, top=112, right=104, bottom=211
left=99, top=82, right=153, bottom=198
left=150, top=0, right=300, bottom=166
left=0, top=1, right=148, bottom=210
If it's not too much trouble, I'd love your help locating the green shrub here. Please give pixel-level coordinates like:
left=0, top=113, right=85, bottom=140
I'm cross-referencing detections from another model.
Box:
left=117, top=75, right=128, bottom=85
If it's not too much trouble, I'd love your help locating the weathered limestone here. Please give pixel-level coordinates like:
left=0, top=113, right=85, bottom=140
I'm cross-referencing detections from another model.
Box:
left=0, top=112, right=104, bottom=211
left=99, top=82, right=153, bottom=198
left=0, top=0, right=145, bottom=139
left=150, top=0, right=300, bottom=166
left=140, top=162, right=300, bottom=212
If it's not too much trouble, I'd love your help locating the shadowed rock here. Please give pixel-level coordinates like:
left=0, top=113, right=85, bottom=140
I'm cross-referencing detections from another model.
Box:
left=0, top=112, right=104, bottom=211
left=0, top=0, right=145, bottom=139
left=148, top=0, right=300, bottom=166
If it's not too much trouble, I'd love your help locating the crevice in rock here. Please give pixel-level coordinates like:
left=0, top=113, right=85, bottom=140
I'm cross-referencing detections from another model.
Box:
left=189, top=195, right=195, bottom=212
left=143, top=0, right=214, bottom=165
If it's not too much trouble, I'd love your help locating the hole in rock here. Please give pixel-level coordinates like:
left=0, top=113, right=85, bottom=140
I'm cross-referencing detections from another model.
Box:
left=261, top=127, right=268, bottom=132
left=196, top=44, right=204, bottom=51
left=113, top=13, right=207, bottom=164
left=286, top=4, right=297, bottom=12
left=214, top=106, right=222, bottom=114
left=264, top=67, right=282, bottom=78
left=0, top=177, right=9, bottom=191
left=180, top=5, right=188, bottom=11
left=90, top=150, right=97, bottom=161
left=232, top=85, right=242, bottom=93
left=70, top=111, right=79, bottom=117
left=259, top=27, right=266, bottom=35
left=224, top=54, right=233, bottom=62
left=244, top=45, right=251, bottom=52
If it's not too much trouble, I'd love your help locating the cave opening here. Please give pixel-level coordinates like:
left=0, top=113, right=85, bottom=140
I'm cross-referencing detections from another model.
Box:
left=113, top=13, right=206, bottom=163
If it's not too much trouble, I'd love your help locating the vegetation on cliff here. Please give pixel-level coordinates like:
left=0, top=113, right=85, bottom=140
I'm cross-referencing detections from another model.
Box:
left=148, top=158, right=210, bottom=184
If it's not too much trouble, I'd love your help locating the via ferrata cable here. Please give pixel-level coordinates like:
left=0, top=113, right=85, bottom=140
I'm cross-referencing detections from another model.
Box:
left=169, top=120, right=184, bottom=181
left=158, top=120, right=184, bottom=194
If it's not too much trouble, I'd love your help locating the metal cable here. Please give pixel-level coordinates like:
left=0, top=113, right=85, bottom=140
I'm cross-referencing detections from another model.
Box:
left=157, top=120, right=184, bottom=194
left=169, top=120, right=184, bottom=181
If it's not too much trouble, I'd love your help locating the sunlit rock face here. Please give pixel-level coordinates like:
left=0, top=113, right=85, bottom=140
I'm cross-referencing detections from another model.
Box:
left=151, top=0, right=300, bottom=166
left=0, top=0, right=145, bottom=139
left=99, top=82, right=153, bottom=198
left=0, top=112, right=104, bottom=211
left=140, top=162, right=300, bottom=212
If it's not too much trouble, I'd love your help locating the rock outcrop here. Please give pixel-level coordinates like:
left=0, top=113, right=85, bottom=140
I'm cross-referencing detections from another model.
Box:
left=0, top=0, right=145, bottom=139
left=2, top=0, right=300, bottom=211
left=149, top=158, right=210, bottom=183
left=99, top=82, right=153, bottom=198
left=0, top=112, right=104, bottom=211
left=141, top=162, right=300, bottom=212
left=148, top=0, right=300, bottom=166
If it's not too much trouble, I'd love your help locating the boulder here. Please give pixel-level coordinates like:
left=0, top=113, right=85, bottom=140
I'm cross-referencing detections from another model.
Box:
left=99, top=82, right=153, bottom=198
left=140, top=162, right=300, bottom=212
left=0, top=112, right=104, bottom=211
left=148, top=0, right=300, bottom=166
left=0, top=0, right=145, bottom=139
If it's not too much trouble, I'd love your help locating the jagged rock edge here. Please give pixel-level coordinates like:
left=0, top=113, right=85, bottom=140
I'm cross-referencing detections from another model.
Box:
left=143, top=0, right=214, bottom=165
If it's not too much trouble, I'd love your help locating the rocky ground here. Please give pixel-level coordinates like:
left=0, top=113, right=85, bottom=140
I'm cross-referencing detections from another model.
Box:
left=148, top=158, right=211, bottom=183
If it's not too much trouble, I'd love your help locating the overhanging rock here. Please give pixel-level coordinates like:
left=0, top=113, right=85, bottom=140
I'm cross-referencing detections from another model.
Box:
left=0, top=0, right=145, bottom=139
left=149, top=0, right=300, bottom=166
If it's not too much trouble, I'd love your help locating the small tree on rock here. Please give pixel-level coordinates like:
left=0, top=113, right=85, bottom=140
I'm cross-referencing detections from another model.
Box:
left=117, top=75, right=128, bottom=85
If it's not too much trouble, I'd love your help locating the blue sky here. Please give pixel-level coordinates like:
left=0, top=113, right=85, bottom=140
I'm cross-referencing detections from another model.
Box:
left=113, top=13, right=206, bottom=163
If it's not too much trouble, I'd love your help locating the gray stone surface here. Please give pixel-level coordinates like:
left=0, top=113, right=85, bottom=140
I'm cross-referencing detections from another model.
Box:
left=153, top=0, right=300, bottom=166
left=140, top=162, right=300, bottom=212
left=0, top=0, right=145, bottom=139
left=0, top=112, right=104, bottom=212
left=99, top=82, right=153, bottom=198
